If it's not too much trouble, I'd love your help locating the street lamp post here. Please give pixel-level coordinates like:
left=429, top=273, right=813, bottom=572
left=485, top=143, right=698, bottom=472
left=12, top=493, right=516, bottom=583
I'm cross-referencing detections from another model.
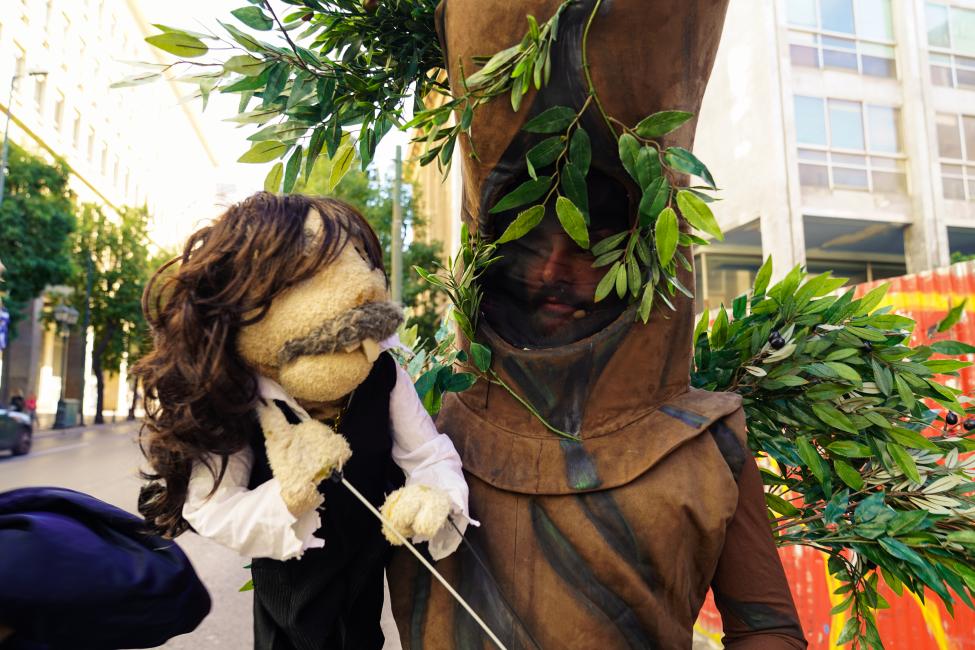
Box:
left=0, top=69, right=47, bottom=211
left=52, top=303, right=78, bottom=429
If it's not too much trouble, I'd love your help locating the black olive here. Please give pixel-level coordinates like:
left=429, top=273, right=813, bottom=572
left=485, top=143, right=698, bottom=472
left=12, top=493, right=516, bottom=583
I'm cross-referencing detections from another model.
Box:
left=946, top=412, right=959, bottom=426
left=964, top=419, right=975, bottom=431
left=769, top=331, right=785, bottom=350
left=862, top=341, right=873, bottom=352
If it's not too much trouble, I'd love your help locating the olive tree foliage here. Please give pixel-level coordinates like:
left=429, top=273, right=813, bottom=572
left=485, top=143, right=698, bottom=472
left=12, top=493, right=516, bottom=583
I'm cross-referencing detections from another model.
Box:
left=66, top=204, right=151, bottom=424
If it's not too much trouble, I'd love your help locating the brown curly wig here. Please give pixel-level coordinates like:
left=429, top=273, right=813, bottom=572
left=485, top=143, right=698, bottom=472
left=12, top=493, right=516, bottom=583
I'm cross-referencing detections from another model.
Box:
left=135, top=192, right=384, bottom=538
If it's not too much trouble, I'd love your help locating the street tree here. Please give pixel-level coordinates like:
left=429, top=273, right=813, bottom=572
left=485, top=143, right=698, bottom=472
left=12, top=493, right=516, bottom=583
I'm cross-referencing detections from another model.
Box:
left=68, top=204, right=151, bottom=424
left=295, top=154, right=445, bottom=345
left=0, top=143, right=75, bottom=330
left=126, top=247, right=174, bottom=421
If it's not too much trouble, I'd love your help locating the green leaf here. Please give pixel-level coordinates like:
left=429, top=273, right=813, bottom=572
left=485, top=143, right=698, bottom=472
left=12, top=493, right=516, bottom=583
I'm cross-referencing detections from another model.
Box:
left=595, top=262, right=621, bottom=303
left=569, top=128, right=591, bottom=174
left=887, top=426, right=941, bottom=453
left=328, top=143, right=355, bottom=191
left=654, top=207, right=679, bottom=266
left=592, top=231, right=627, bottom=256
left=263, top=162, right=283, bottom=192
left=305, top=128, right=326, bottom=181
left=923, top=359, right=971, bottom=373
left=753, top=257, right=773, bottom=296
left=615, top=263, right=628, bottom=299
left=812, top=403, right=859, bottom=434
left=219, top=21, right=263, bottom=52
left=638, top=177, right=670, bottom=228
left=634, top=146, right=661, bottom=188
left=526, top=137, right=564, bottom=177
left=711, top=306, right=729, bottom=348
left=834, top=459, right=865, bottom=490
left=238, top=140, right=288, bottom=163
left=797, top=436, right=828, bottom=486
left=151, top=23, right=212, bottom=40
left=638, top=284, right=655, bottom=323
left=231, top=6, right=274, bottom=30
left=765, top=492, right=801, bottom=517
left=496, top=205, right=545, bottom=244
left=490, top=177, right=552, bottom=214
left=894, top=375, right=917, bottom=410
left=560, top=163, right=589, bottom=221
left=888, top=443, right=921, bottom=484
left=470, top=342, right=492, bottom=372
left=676, top=191, right=723, bottom=241
left=444, top=372, right=477, bottom=392
left=109, top=72, right=163, bottom=89
left=223, top=54, right=267, bottom=76
left=664, top=147, right=717, bottom=190
left=827, top=441, right=873, bottom=458
left=857, top=284, right=889, bottom=315
left=555, top=197, right=588, bottom=249
left=886, top=511, right=929, bottom=537
left=522, top=106, right=576, bottom=133
left=938, top=300, right=967, bottom=332
left=878, top=536, right=925, bottom=567
left=947, top=530, right=975, bottom=546
left=282, top=145, right=302, bottom=193
left=239, top=579, right=255, bottom=592
left=930, top=340, right=975, bottom=355
left=836, top=618, right=859, bottom=645
left=618, top=134, right=641, bottom=184
left=823, top=361, right=861, bottom=383
left=634, top=111, right=694, bottom=139
left=145, top=32, right=209, bottom=58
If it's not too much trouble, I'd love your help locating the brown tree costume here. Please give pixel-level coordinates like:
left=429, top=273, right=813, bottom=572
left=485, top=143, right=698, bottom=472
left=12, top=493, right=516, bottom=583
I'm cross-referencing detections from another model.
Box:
left=390, top=1, right=807, bottom=648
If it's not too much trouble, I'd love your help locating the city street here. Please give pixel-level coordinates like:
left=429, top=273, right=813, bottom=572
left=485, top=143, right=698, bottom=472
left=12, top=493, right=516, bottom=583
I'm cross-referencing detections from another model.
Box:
left=0, top=423, right=253, bottom=649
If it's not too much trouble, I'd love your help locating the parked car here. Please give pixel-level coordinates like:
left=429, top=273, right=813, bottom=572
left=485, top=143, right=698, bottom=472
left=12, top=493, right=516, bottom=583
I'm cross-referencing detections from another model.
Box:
left=0, top=408, right=32, bottom=456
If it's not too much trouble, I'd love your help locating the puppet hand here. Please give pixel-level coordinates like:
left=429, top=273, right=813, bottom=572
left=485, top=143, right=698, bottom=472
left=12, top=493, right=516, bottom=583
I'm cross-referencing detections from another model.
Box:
left=380, top=484, right=452, bottom=545
left=257, top=399, right=352, bottom=517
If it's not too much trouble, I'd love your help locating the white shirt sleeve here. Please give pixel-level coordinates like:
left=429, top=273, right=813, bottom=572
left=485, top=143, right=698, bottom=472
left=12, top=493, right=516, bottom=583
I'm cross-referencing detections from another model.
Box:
left=182, top=447, right=325, bottom=561
left=388, top=362, right=477, bottom=560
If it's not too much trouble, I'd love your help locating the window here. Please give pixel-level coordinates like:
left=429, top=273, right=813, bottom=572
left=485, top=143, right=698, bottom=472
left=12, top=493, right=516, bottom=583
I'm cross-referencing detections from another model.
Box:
left=936, top=113, right=975, bottom=201
left=787, top=0, right=896, bottom=78
left=53, top=92, right=64, bottom=130
left=87, top=127, right=96, bottom=161
left=927, top=3, right=975, bottom=89
left=72, top=110, right=82, bottom=148
left=33, top=75, right=46, bottom=110
left=794, top=95, right=906, bottom=193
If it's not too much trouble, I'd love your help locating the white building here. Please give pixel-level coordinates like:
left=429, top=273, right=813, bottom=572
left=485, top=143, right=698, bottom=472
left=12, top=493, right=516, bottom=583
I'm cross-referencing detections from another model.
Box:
left=0, top=0, right=226, bottom=422
left=695, top=0, right=975, bottom=310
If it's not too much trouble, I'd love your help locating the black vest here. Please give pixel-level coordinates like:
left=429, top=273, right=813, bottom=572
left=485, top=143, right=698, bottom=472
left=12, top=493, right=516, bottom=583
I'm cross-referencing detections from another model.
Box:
left=247, top=352, right=403, bottom=542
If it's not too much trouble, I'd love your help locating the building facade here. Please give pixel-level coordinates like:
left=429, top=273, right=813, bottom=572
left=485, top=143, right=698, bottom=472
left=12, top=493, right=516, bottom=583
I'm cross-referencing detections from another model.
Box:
left=0, top=0, right=220, bottom=422
left=695, top=0, right=975, bottom=311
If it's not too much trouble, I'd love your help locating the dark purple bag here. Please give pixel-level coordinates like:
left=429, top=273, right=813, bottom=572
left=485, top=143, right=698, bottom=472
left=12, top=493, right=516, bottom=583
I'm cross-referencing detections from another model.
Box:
left=0, top=487, right=210, bottom=649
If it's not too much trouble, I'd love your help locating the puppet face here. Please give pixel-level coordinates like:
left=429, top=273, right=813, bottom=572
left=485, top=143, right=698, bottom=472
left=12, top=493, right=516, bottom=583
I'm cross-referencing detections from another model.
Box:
left=236, top=212, right=398, bottom=404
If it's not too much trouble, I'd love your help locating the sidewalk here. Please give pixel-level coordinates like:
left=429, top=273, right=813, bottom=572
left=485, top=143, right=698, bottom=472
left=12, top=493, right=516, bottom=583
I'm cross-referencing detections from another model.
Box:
left=33, top=419, right=140, bottom=440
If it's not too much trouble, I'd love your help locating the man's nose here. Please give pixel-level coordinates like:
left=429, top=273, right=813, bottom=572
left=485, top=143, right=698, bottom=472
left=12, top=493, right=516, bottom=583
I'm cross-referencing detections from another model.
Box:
left=540, top=240, right=570, bottom=284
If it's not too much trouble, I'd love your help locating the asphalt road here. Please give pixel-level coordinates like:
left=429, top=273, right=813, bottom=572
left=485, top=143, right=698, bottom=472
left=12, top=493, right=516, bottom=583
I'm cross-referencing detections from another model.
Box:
left=0, top=422, right=253, bottom=649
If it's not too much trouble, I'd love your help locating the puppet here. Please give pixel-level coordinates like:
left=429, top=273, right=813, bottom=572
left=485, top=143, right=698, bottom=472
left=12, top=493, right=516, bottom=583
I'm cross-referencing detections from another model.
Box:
left=389, top=1, right=807, bottom=648
left=137, top=192, right=472, bottom=650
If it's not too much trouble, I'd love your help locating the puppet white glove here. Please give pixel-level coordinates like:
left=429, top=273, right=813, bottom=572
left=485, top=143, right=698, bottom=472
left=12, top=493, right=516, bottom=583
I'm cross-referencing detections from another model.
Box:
left=379, top=484, right=453, bottom=545
left=256, top=398, right=352, bottom=517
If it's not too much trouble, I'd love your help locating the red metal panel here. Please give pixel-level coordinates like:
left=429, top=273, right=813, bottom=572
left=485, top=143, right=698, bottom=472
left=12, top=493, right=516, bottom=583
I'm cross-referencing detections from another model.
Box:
left=695, top=261, right=975, bottom=649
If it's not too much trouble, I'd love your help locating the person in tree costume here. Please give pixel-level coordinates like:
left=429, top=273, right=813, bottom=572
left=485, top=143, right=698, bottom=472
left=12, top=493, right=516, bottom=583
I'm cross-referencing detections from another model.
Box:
left=388, top=1, right=807, bottom=648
